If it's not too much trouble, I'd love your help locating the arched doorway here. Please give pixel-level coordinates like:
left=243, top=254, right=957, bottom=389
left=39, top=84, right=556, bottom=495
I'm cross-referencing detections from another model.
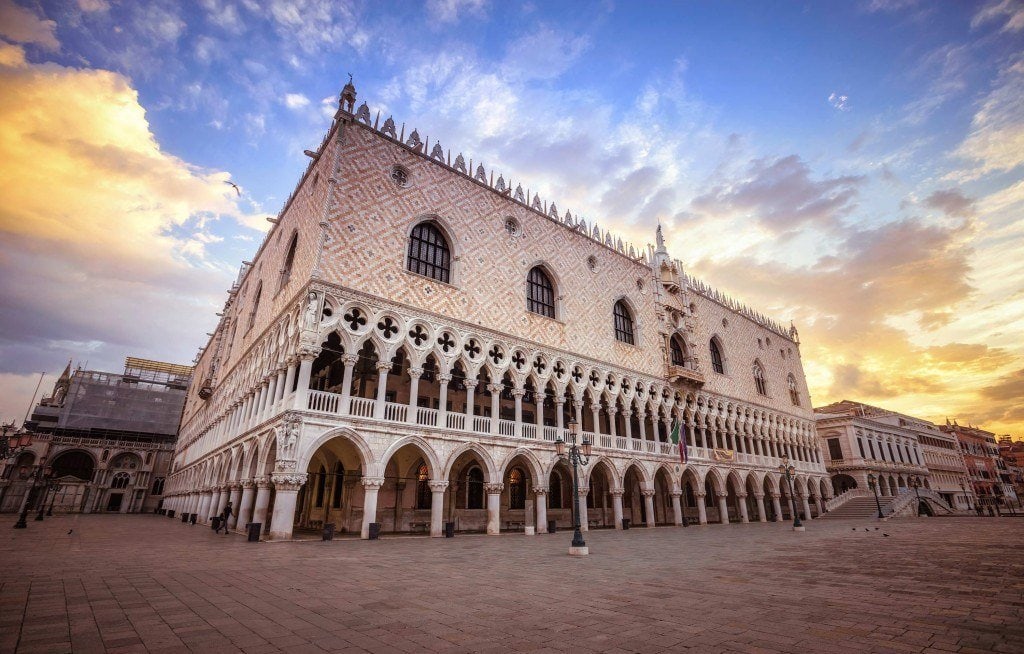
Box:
left=47, top=450, right=96, bottom=513
left=586, top=460, right=614, bottom=529
left=298, top=434, right=366, bottom=535
left=832, top=474, right=857, bottom=496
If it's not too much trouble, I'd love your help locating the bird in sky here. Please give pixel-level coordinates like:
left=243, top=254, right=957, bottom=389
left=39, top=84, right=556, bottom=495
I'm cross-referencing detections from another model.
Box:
left=224, top=180, right=241, bottom=196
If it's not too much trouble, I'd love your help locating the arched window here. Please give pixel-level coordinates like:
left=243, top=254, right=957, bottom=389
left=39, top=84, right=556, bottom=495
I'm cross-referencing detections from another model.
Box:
left=710, top=339, right=724, bottom=374
left=753, top=362, right=767, bottom=396
left=613, top=300, right=635, bottom=344
left=788, top=374, right=800, bottom=406
left=111, top=472, right=130, bottom=489
left=526, top=267, right=555, bottom=318
left=248, top=282, right=262, bottom=331
left=415, top=463, right=431, bottom=510
left=670, top=336, right=687, bottom=366
left=407, top=221, right=451, bottom=283
left=152, top=478, right=165, bottom=495
left=509, top=468, right=526, bottom=510
left=280, top=232, right=298, bottom=290
left=466, top=466, right=484, bottom=509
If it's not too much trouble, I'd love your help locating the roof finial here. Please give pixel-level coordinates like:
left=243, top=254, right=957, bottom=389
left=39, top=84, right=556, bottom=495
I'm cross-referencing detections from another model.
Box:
left=655, top=222, right=666, bottom=252
left=340, top=73, right=356, bottom=113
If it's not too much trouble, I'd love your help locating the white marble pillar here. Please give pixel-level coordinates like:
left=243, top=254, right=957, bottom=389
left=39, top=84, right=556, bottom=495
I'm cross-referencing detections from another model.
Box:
left=251, top=478, right=272, bottom=529
left=283, top=359, right=297, bottom=404
left=373, top=362, right=390, bottom=419
left=429, top=480, right=448, bottom=537
left=590, top=404, right=601, bottom=435
left=407, top=367, right=422, bottom=424
left=802, top=494, right=813, bottom=521
left=643, top=489, right=657, bottom=527
left=489, top=384, right=501, bottom=434
left=513, top=389, right=524, bottom=437
left=737, top=493, right=749, bottom=523
left=227, top=484, right=243, bottom=529
left=339, top=354, right=357, bottom=413
left=696, top=492, right=708, bottom=525
left=236, top=480, right=255, bottom=529
left=437, top=373, right=450, bottom=428
left=755, top=493, right=768, bottom=523
left=294, top=355, right=315, bottom=410
left=771, top=493, right=783, bottom=522
left=360, top=477, right=384, bottom=539
left=637, top=411, right=647, bottom=441
left=577, top=486, right=590, bottom=531
left=534, top=487, right=548, bottom=533
left=215, top=486, right=230, bottom=520
left=611, top=489, right=624, bottom=529
left=268, top=473, right=305, bottom=541
left=485, top=483, right=503, bottom=534
left=670, top=490, right=683, bottom=526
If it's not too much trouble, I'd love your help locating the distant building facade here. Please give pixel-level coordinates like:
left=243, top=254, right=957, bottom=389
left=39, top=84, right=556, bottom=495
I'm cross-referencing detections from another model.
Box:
left=997, top=436, right=1024, bottom=508
left=0, top=357, right=192, bottom=515
left=940, top=423, right=1015, bottom=512
left=163, top=79, right=828, bottom=540
left=814, top=401, right=944, bottom=506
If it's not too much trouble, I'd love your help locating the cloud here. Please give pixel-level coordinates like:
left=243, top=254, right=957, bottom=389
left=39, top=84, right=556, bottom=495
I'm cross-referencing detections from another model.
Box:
left=924, top=188, right=975, bottom=217
left=76, top=0, right=110, bottom=12
left=426, top=0, right=488, bottom=24
left=691, top=155, right=864, bottom=233
left=828, top=92, right=849, bottom=111
left=0, top=0, right=60, bottom=50
left=971, top=0, right=1024, bottom=32
left=954, top=56, right=1024, bottom=178
left=262, top=0, right=367, bottom=56
left=0, top=49, right=268, bottom=423
left=501, top=25, right=591, bottom=82
left=284, top=92, right=310, bottom=109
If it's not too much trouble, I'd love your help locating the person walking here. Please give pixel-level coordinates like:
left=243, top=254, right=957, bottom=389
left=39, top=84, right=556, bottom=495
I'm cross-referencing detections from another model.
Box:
left=217, top=502, right=233, bottom=535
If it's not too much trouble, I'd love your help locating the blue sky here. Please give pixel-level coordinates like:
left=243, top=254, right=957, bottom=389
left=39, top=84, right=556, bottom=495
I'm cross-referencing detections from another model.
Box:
left=1, top=0, right=1022, bottom=434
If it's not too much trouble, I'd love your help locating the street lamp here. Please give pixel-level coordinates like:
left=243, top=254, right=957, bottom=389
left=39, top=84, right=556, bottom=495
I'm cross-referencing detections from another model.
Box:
left=554, top=415, right=591, bottom=556
left=910, top=477, right=922, bottom=516
left=867, top=473, right=884, bottom=519
left=13, top=461, right=48, bottom=529
left=777, top=457, right=803, bottom=531
left=1, top=421, right=32, bottom=462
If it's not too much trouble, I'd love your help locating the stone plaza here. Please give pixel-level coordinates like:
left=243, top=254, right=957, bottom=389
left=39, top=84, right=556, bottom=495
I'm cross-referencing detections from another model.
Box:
left=2, top=515, right=1022, bottom=653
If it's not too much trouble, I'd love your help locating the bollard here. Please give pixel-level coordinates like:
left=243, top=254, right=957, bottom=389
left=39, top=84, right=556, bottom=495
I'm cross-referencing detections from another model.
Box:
left=181, top=513, right=189, bottom=523
left=548, top=519, right=557, bottom=534
left=189, top=513, right=197, bottom=525
left=622, top=518, right=630, bottom=530
left=444, top=521, right=455, bottom=538
left=368, top=522, right=381, bottom=540
left=246, top=522, right=261, bottom=542
left=211, top=516, right=221, bottom=531
left=322, top=523, right=335, bottom=541
left=167, top=510, right=175, bottom=519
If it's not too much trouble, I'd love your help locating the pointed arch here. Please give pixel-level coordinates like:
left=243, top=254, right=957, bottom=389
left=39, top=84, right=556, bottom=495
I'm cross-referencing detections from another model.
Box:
left=296, top=426, right=375, bottom=477
left=443, top=442, right=498, bottom=483
left=379, top=435, right=442, bottom=480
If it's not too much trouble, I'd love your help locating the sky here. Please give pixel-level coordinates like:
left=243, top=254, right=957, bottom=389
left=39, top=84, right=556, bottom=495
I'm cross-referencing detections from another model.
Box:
left=0, top=0, right=1022, bottom=437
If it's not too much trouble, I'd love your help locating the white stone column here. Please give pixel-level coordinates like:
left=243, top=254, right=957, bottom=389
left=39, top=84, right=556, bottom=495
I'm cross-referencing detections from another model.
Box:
left=555, top=400, right=565, bottom=430
left=339, top=354, right=358, bottom=413
left=198, top=490, right=212, bottom=523
left=360, top=477, right=384, bottom=539
left=771, top=493, right=783, bottom=522
left=485, top=483, right=503, bottom=534
left=535, top=392, right=544, bottom=433
left=437, top=373, right=451, bottom=428
left=251, top=478, right=272, bottom=529
left=215, top=486, right=230, bottom=520
left=590, top=403, right=601, bottom=435
left=227, top=484, right=243, bottom=529
left=607, top=408, right=618, bottom=437
left=264, top=377, right=278, bottom=420
left=236, top=480, right=255, bottom=530
left=611, top=488, right=624, bottom=529
left=623, top=408, right=633, bottom=440
left=208, top=487, right=222, bottom=520
left=637, top=411, right=647, bottom=441
left=268, top=473, right=305, bottom=541
left=737, top=493, right=749, bottom=523
left=577, top=486, right=590, bottom=531
left=643, top=489, right=657, bottom=527
left=754, top=493, right=768, bottom=523
left=373, top=362, right=390, bottom=419
left=534, top=487, right=548, bottom=533
left=429, top=480, right=448, bottom=537
left=407, top=367, right=422, bottom=424
left=513, top=389, right=525, bottom=437
left=489, top=384, right=501, bottom=434
left=282, top=359, right=297, bottom=404
left=465, top=382, right=476, bottom=420
left=801, top=494, right=812, bottom=521
left=696, top=492, right=708, bottom=525
left=670, top=490, right=683, bottom=526
left=294, top=354, right=315, bottom=410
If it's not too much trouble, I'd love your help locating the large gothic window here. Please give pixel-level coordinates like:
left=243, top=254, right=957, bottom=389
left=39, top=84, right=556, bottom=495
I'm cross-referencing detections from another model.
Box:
left=280, top=232, right=298, bottom=290
left=710, top=338, right=724, bottom=374
left=613, top=300, right=635, bottom=344
left=788, top=374, right=800, bottom=406
left=526, top=267, right=555, bottom=318
left=407, top=221, right=451, bottom=283
left=670, top=336, right=687, bottom=366
left=111, top=472, right=130, bottom=489
left=466, top=466, right=484, bottom=509
left=753, top=362, right=768, bottom=396
left=509, top=468, right=526, bottom=510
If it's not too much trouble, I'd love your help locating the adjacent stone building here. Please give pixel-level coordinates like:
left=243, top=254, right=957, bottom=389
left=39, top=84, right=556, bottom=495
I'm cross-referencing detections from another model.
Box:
left=163, top=79, right=829, bottom=540
left=0, top=358, right=192, bottom=514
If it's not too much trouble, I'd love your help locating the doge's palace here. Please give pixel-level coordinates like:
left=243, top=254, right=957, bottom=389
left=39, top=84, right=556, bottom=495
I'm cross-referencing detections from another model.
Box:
left=164, top=79, right=830, bottom=540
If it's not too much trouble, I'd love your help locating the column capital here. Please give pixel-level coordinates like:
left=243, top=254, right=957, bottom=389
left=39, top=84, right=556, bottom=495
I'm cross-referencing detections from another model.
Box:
left=752, top=492, right=764, bottom=499
left=341, top=353, right=359, bottom=365
left=240, top=479, right=255, bottom=489
left=610, top=488, right=625, bottom=498
left=408, top=367, right=423, bottom=379
left=361, top=476, right=385, bottom=490
left=532, top=486, right=549, bottom=496
left=694, top=490, right=707, bottom=498
left=270, top=473, right=307, bottom=491
left=511, top=389, right=526, bottom=398
left=483, top=483, right=504, bottom=494
left=554, top=398, right=565, bottom=405
left=670, top=490, right=682, bottom=498
left=736, top=492, right=748, bottom=499
left=576, top=486, right=590, bottom=496
left=254, top=477, right=272, bottom=489
left=487, top=383, right=502, bottom=393
left=428, top=480, right=449, bottom=492
left=715, top=491, right=728, bottom=498
left=227, top=482, right=242, bottom=491
left=375, top=361, right=392, bottom=371
left=437, top=373, right=452, bottom=383
left=769, top=492, right=781, bottom=499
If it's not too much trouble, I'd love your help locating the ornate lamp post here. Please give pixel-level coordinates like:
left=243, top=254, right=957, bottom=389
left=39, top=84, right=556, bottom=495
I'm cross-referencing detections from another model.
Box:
left=554, top=416, right=591, bottom=556
left=1, top=421, right=32, bottom=462
left=867, top=473, right=884, bottom=519
left=910, top=477, right=922, bottom=516
left=777, top=457, right=803, bottom=531
left=14, top=461, right=48, bottom=529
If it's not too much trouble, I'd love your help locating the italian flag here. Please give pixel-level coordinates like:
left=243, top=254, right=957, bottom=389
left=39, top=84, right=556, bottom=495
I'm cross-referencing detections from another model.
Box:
left=670, top=420, right=687, bottom=463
